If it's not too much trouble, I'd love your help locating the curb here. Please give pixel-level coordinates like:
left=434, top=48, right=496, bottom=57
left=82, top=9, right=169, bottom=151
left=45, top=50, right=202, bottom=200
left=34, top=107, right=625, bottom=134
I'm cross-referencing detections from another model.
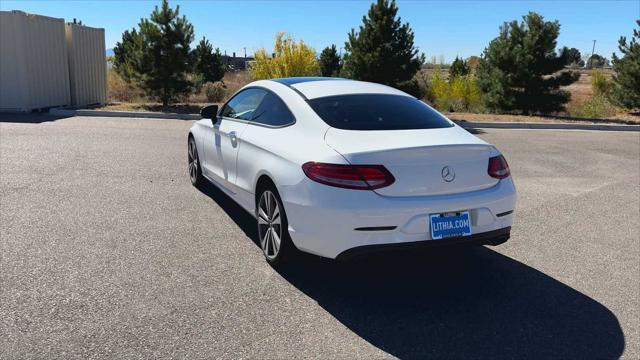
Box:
left=49, top=108, right=201, bottom=120
left=454, top=121, right=640, bottom=132
left=48, top=109, right=640, bottom=132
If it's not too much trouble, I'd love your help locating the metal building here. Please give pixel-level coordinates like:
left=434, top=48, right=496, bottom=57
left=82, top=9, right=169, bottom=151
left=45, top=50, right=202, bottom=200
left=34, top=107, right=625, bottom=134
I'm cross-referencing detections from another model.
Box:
left=0, top=10, right=106, bottom=111
left=0, top=11, right=70, bottom=111
left=65, top=23, right=107, bottom=106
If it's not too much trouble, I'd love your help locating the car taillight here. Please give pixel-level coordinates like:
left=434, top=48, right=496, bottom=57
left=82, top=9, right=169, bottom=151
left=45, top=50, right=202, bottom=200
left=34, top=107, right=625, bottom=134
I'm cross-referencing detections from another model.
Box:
left=488, top=155, right=510, bottom=179
left=302, top=162, right=395, bottom=190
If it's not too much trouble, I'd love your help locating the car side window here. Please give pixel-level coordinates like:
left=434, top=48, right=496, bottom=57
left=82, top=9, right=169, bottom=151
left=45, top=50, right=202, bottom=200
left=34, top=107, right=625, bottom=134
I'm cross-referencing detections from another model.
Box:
left=221, top=89, right=267, bottom=121
left=250, top=92, right=295, bottom=127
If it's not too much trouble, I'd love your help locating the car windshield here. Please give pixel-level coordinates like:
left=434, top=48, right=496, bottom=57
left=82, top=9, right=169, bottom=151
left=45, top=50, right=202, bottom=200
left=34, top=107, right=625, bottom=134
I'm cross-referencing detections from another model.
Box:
left=308, top=94, right=453, bottom=130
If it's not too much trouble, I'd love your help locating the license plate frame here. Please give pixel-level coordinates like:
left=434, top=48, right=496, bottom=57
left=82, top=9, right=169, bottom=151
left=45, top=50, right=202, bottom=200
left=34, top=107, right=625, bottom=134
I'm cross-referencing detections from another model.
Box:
left=429, top=211, right=472, bottom=240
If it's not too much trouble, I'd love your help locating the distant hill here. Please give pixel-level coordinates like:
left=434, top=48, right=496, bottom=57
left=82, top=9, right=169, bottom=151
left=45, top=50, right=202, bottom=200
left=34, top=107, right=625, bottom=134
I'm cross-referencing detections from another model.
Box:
left=106, top=48, right=114, bottom=56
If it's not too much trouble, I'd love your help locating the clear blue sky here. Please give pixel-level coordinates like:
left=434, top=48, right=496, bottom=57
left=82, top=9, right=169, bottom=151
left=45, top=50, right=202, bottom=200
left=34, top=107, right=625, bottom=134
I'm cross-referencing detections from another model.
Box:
left=2, top=0, right=638, bottom=62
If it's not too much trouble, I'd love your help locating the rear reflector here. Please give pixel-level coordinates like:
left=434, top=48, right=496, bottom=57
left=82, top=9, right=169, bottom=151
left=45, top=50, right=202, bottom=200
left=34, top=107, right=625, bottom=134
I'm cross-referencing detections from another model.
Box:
left=302, top=162, right=395, bottom=190
left=488, top=155, right=510, bottom=179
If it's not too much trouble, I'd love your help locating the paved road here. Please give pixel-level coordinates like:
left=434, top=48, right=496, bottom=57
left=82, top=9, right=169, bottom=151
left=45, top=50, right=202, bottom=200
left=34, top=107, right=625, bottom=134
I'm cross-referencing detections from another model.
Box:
left=1, top=114, right=638, bottom=359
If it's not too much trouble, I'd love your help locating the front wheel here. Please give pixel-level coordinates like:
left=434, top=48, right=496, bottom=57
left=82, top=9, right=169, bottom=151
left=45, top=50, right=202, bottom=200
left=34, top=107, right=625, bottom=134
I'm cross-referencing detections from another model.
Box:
left=257, top=186, right=295, bottom=266
left=188, top=136, right=204, bottom=187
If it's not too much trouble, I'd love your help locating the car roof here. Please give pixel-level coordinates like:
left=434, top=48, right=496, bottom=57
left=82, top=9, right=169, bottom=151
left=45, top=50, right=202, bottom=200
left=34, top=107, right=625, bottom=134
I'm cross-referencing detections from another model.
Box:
left=269, top=77, right=412, bottom=100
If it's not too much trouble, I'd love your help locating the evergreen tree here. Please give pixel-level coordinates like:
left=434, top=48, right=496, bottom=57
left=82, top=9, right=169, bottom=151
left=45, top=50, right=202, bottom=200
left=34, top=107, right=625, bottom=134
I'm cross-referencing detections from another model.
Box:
left=342, top=0, right=425, bottom=96
left=319, top=45, right=341, bottom=77
left=611, top=20, right=640, bottom=109
left=449, top=56, right=469, bottom=79
left=476, top=12, right=579, bottom=114
left=136, top=0, right=194, bottom=108
left=113, top=28, right=144, bottom=82
left=192, top=37, right=225, bottom=84
left=565, top=47, right=584, bottom=67
left=587, top=54, right=609, bottom=69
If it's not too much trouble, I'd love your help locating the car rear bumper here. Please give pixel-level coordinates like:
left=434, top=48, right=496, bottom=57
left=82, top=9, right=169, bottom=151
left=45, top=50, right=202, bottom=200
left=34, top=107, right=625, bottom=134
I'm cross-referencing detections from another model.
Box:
left=335, top=227, right=510, bottom=261
left=279, top=177, right=517, bottom=259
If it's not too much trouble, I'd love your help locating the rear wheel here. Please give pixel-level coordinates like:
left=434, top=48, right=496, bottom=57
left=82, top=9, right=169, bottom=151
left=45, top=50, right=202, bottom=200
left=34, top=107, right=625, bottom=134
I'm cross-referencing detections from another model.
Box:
left=188, top=136, right=204, bottom=187
left=257, top=185, right=295, bottom=266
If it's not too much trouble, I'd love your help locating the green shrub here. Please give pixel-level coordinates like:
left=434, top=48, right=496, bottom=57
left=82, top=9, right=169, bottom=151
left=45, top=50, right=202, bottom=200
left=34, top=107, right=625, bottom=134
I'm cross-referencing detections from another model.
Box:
left=202, top=81, right=226, bottom=103
left=429, top=69, right=483, bottom=112
left=570, top=95, right=618, bottom=118
left=590, top=70, right=612, bottom=96
left=250, top=33, right=319, bottom=80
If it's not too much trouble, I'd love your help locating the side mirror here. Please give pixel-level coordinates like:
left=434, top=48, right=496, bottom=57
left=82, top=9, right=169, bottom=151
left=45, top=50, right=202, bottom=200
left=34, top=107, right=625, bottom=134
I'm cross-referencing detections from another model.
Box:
left=200, top=105, right=219, bottom=124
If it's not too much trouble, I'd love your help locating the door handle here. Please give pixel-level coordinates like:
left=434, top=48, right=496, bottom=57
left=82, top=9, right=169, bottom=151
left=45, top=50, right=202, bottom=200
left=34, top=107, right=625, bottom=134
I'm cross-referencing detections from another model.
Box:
left=229, top=131, right=238, bottom=147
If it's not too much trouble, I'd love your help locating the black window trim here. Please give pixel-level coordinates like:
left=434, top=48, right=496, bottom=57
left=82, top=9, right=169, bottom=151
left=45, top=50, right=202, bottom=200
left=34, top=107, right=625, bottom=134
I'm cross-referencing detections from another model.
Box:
left=308, top=92, right=417, bottom=101
left=218, top=86, right=297, bottom=129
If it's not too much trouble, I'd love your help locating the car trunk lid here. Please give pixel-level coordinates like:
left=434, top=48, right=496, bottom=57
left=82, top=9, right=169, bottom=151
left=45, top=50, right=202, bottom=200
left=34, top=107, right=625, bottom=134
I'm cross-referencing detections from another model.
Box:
left=324, top=126, right=499, bottom=197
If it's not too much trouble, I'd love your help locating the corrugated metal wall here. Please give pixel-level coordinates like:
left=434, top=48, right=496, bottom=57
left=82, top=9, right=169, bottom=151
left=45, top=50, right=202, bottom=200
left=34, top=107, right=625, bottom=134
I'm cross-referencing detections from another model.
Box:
left=65, top=23, right=107, bottom=106
left=0, top=11, right=71, bottom=111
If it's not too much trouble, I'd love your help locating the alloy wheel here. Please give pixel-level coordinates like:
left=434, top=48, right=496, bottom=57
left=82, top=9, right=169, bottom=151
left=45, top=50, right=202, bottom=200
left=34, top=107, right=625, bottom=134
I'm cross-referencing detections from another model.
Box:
left=257, top=190, right=282, bottom=260
left=188, top=139, right=198, bottom=183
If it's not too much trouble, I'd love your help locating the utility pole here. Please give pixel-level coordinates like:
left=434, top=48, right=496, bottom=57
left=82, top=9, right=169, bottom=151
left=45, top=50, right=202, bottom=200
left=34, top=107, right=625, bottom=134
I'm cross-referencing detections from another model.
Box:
left=589, top=40, right=596, bottom=68
left=243, top=47, right=247, bottom=58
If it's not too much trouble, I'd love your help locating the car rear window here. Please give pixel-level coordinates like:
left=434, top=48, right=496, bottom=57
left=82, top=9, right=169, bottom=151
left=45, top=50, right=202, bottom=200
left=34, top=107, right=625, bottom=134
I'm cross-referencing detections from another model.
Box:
left=308, top=94, right=453, bottom=130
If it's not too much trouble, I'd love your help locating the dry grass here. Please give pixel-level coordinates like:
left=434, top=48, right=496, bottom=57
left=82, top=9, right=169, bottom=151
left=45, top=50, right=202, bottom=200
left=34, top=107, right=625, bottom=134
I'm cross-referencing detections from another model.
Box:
left=444, top=111, right=639, bottom=125
left=104, top=70, right=252, bottom=113
left=107, top=70, right=143, bottom=103
left=564, top=69, right=615, bottom=111
left=186, top=71, right=251, bottom=105
left=223, top=71, right=251, bottom=98
left=96, top=103, right=207, bottom=114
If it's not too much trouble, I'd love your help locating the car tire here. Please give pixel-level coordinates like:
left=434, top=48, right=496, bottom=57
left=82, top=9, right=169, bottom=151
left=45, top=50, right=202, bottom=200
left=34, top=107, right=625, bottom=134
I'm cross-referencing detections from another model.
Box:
left=256, top=183, right=295, bottom=266
left=188, top=136, right=205, bottom=187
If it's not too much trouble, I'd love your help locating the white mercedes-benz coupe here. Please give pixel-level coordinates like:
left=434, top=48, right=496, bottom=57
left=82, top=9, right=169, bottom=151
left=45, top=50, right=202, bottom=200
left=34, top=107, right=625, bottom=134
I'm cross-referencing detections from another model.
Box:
left=188, top=77, right=516, bottom=265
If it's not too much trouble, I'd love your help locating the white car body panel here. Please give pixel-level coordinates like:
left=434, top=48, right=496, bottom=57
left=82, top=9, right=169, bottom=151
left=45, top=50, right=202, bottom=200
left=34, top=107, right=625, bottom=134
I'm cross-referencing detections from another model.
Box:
left=324, top=126, right=501, bottom=196
left=280, top=177, right=516, bottom=258
left=190, top=78, right=517, bottom=259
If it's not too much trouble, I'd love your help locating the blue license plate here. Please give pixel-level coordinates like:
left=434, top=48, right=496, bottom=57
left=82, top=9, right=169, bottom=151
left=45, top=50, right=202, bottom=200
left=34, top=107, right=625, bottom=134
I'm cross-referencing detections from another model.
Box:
left=430, top=211, right=472, bottom=239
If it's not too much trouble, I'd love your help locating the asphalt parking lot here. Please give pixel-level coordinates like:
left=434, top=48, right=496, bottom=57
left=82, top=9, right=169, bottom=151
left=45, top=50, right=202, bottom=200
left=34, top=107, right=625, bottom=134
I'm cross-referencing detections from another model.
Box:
left=1, top=114, right=638, bottom=359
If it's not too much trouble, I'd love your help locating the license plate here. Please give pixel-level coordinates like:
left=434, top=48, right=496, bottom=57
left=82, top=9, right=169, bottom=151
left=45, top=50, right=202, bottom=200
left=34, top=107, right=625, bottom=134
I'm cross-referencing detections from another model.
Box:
left=430, top=211, right=472, bottom=239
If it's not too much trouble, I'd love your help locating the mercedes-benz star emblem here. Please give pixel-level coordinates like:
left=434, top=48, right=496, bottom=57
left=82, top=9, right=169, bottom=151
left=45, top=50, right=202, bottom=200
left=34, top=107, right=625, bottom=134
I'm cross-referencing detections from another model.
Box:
left=441, top=166, right=455, bottom=182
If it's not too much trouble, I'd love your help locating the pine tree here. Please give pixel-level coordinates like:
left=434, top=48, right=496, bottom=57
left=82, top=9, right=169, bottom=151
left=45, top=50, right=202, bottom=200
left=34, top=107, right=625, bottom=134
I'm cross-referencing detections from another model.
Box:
left=319, top=45, right=341, bottom=77
left=342, top=0, right=425, bottom=96
left=565, top=48, right=584, bottom=68
left=192, top=37, right=225, bottom=85
left=449, top=56, right=469, bottom=79
left=476, top=12, right=579, bottom=114
left=136, top=0, right=194, bottom=108
left=113, top=28, right=144, bottom=82
left=587, top=54, right=609, bottom=69
left=611, top=21, right=640, bottom=109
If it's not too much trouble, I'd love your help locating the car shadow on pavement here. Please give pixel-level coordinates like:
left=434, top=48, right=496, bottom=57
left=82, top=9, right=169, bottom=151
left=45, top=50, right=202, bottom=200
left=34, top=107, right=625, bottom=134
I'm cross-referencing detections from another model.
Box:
left=197, top=182, right=625, bottom=359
